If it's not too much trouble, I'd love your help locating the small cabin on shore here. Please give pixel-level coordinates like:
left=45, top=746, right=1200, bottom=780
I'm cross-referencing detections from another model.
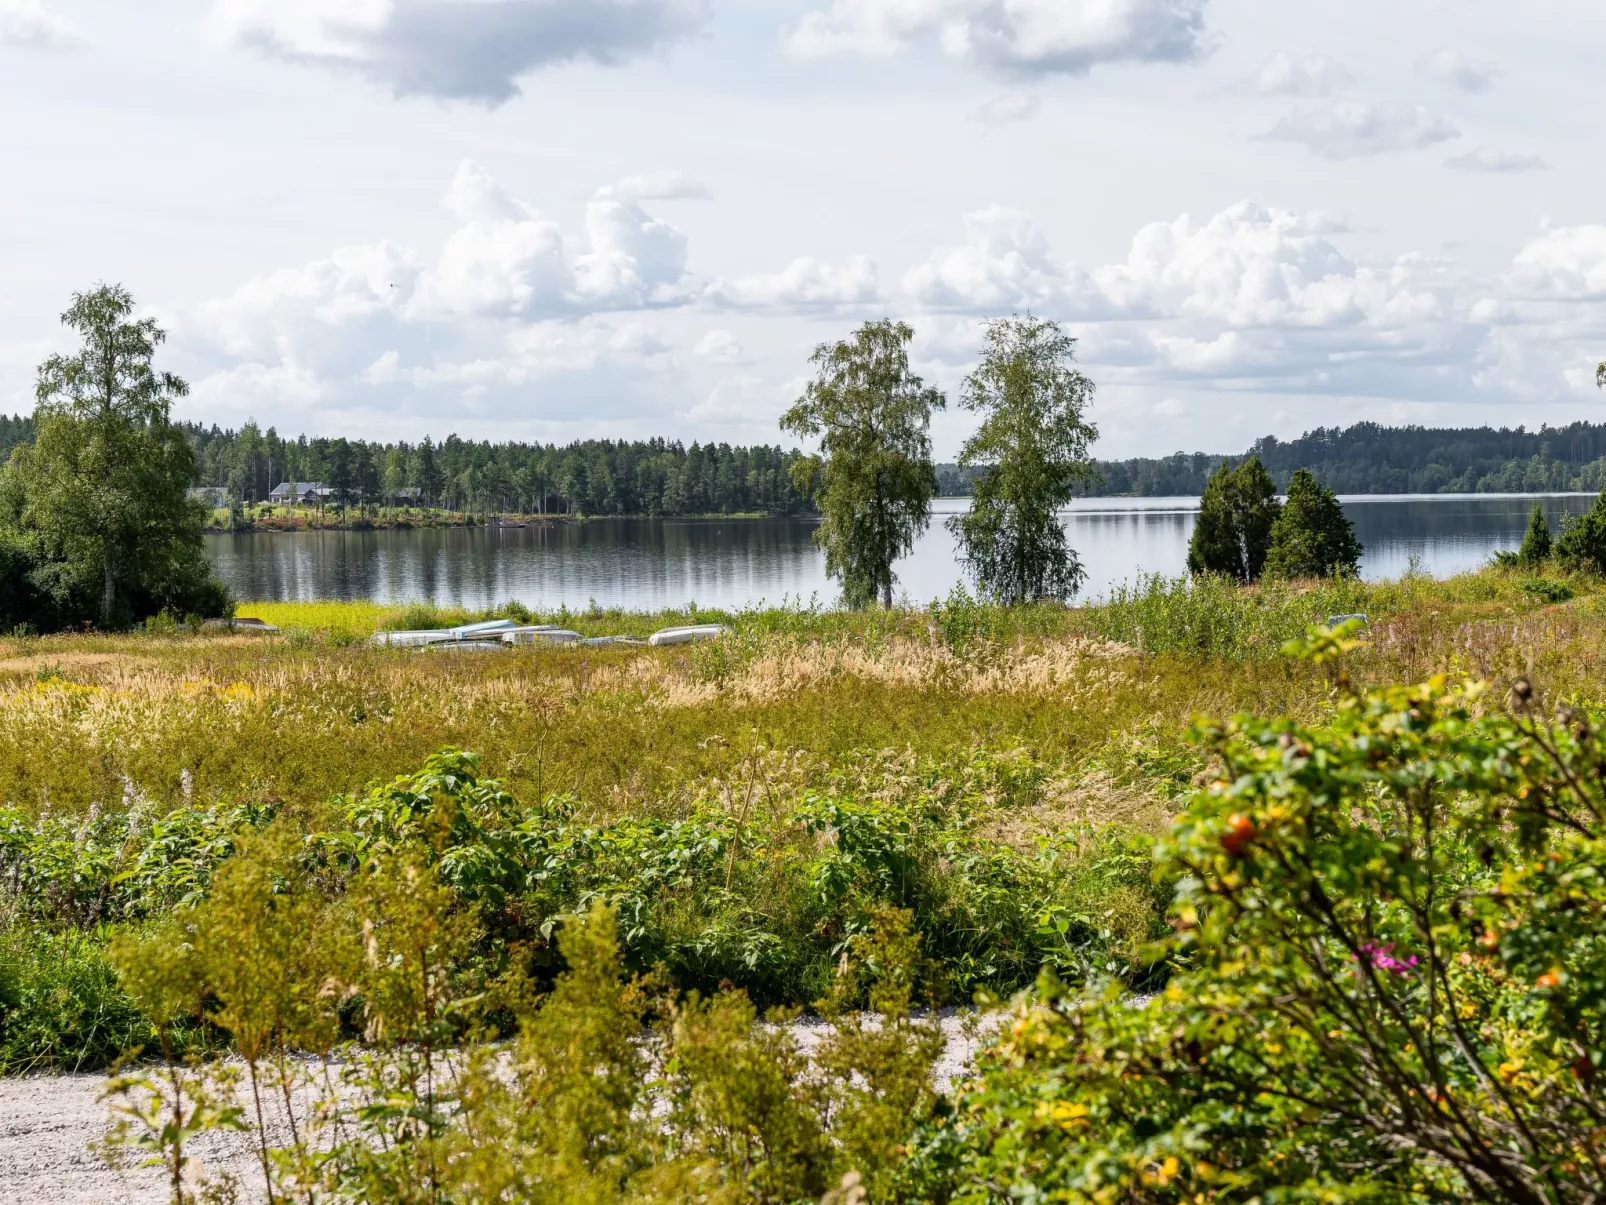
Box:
left=269, top=482, right=332, bottom=504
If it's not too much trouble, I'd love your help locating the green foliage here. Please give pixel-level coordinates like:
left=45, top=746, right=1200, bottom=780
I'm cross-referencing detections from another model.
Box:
left=0, top=285, right=227, bottom=630
left=0, top=796, right=273, bottom=928
left=1518, top=502, right=1553, bottom=565
left=104, top=879, right=945, bottom=1205
left=1556, top=488, right=1606, bottom=574
left=1263, top=467, right=1362, bottom=579
left=781, top=319, right=945, bottom=608
left=312, top=748, right=1163, bottom=1007
left=1187, top=456, right=1280, bottom=582
left=1520, top=577, right=1573, bottom=603
left=917, top=671, right=1606, bottom=1203
left=1086, top=571, right=1369, bottom=657
left=947, top=316, right=1099, bottom=603
left=0, top=921, right=163, bottom=1073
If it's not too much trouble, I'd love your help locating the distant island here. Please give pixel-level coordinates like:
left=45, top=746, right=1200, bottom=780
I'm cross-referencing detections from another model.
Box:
left=4, top=415, right=1605, bottom=518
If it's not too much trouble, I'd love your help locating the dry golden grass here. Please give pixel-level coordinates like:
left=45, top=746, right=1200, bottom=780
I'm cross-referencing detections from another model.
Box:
left=0, top=573, right=1599, bottom=825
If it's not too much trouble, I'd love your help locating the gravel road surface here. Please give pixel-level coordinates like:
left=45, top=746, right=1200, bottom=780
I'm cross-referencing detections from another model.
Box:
left=0, top=1014, right=995, bottom=1204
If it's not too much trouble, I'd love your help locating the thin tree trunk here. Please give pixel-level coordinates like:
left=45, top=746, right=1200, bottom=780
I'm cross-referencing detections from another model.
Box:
left=101, top=548, right=114, bottom=626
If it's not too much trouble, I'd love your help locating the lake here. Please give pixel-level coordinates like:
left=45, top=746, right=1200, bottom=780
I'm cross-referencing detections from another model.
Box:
left=204, top=493, right=1601, bottom=612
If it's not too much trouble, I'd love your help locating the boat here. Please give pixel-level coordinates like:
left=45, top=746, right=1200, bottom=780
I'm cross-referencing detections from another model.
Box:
left=202, top=617, right=280, bottom=633
left=373, top=618, right=518, bottom=648
left=646, top=624, right=729, bottom=647
left=501, top=627, right=584, bottom=645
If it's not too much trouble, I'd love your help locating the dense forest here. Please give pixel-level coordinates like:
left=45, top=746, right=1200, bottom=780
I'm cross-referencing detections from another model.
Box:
left=0, top=414, right=33, bottom=464
left=1079, top=421, right=1606, bottom=497
left=179, top=423, right=817, bottom=516
left=2, top=414, right=1605, bottom=509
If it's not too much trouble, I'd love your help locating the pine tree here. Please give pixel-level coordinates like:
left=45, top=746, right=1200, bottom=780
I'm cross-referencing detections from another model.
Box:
left=1263, top=469, right=1363, bottom=579
left=1187, top=457, right=1280, bottom=582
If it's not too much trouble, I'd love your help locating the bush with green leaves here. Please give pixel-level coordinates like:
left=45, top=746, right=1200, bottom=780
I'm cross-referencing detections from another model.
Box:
left=105, top=852, right=947, bottom=1205
left=917, top=637, right=1606, bottom=1203
left=312, top=748, right=1167, bottom=1006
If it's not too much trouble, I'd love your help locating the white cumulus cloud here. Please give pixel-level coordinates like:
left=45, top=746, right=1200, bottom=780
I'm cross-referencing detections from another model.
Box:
left=206, top=0, right=711, bottom=104
left=1417, top=47, right=1499, bottom=92
left=0, top=0, right=79, bottom=49
left=705, top=256, right=879, bottom=309
left=783, top=0, right=1210, bottom=75
left=1509, top=225, right=1606, bottom=300
left=596, top=171, right=711, bottom=202
left=1259, top=100, right=1459, bottom=159
left=904, top=206, right=1106, bottom=312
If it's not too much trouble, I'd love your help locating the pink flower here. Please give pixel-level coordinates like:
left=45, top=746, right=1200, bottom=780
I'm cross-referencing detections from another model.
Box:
left=1357, top=941, right=1420, bottom=976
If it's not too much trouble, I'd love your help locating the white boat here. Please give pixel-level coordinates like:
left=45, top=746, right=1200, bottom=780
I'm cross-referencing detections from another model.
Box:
left=448, top=619, right=518, bottom=639
left=374, top=618, right=520, bottom=647
left=647, top=624, right=729, bottom=647
left=373, top=629, right=457, bottom=647
left=502, top=627, right=584, bottom=645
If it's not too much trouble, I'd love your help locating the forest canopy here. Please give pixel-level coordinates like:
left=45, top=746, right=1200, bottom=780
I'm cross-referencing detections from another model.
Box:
left=2, top=415, right=1603, bottom=510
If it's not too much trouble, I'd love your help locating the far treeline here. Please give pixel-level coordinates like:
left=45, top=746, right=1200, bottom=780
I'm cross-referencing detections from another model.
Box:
left=13, top=413, right=1606, bottom=515
left=1078, top=420, right=1606, bottom=497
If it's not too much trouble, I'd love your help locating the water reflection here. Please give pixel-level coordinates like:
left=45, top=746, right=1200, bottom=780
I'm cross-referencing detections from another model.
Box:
left=204, top=493, right=1601, bottom=611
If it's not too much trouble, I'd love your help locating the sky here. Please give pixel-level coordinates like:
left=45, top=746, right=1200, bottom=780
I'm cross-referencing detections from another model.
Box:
left=0, top=0, right=1603, bottom=459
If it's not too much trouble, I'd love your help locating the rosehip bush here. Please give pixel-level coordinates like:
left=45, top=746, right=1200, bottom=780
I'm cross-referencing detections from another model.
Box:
left=920, top=666, right=1606, bottom=1204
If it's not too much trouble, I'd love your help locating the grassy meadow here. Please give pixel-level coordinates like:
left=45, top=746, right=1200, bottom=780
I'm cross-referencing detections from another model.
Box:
left=0, top=567, right=1603, bottom=1076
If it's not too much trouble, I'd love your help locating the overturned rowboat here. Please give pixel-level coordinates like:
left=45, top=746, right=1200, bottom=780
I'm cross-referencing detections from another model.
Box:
left=647, top=624, right=728, bottom=647
left=501, top=627, right=584, bottom=645
left=373, top=618, right=519, bottom=647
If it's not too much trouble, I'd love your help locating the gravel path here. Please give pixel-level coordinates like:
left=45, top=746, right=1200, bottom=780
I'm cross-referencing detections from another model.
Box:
left=0, top=1014, right=996, bottom=1204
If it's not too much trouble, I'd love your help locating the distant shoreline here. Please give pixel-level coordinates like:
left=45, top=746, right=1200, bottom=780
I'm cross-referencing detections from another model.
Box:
left=202, top=508, right=815, bottom=533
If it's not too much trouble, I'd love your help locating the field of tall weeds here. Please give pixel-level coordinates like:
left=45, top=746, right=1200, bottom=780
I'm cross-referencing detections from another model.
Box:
left=0, top=566, right=1603, bottom=1089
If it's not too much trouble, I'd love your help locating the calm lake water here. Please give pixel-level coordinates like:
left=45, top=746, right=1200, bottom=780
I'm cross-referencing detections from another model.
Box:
left=204, top=493, right=1602, bottom=612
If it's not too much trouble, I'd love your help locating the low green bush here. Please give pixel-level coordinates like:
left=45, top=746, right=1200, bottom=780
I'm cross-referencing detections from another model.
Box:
left=915, top=645, right=1606, bottom=1202
left=1084, top=572, right=1369, bottom=657
left=313, top=749, right=1167, bottom=1006
left=0, top=922, right=162, bottom=1073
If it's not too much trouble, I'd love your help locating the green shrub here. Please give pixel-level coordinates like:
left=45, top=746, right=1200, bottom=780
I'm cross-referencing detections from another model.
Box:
left=1085, top=572, right=1368, bottom=658
left=1520, top=576, right=1573, bottom=603
left=918, top=660, right=1606, bottom=1202
left=0, top=922, right=159, bottom=1073
left=313, top=749, right=1165, bottom=1006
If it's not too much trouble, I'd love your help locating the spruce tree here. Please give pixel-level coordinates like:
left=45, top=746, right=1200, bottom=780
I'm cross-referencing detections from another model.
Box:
left=1264, top=468, right=1363, bottom=579
left=1187, top=457, right=1280, bottom=582
left=1517, top=503, right=1552, bottom=565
